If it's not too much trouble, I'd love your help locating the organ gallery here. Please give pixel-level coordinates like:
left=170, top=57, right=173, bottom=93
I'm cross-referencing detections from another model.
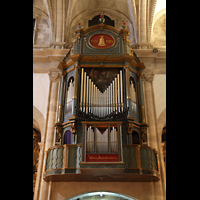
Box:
left=42, top=19, right=160, bottom=183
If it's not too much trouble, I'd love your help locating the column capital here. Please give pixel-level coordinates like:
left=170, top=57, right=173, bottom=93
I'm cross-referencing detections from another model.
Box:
left=48, top=71, right=61, bottom=82
left=141, top=72, right=154, bottom=83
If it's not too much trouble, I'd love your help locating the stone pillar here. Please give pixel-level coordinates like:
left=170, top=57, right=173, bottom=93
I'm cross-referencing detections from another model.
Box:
left=55, top=0, right=63, bottom=49
left=138, top=0, right=152, bottom=49
left=142, top=72, right=164, bottom=200
left=142, top=72, right=156, bottom=148
left=38, top=71, right=61, bottom=200
left=140, top=0, right=147, bottom=44
left=45, top=71, right=61, bottom=150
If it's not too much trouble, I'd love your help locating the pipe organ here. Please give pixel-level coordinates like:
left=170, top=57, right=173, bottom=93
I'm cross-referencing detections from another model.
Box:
left=79, top=68, right=125, bottom=118
left=54, top=22, right=148, bottom=166
left=46, top=18, right=161, bottom=184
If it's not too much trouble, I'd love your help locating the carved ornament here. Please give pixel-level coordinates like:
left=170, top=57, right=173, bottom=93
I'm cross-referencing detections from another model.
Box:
left=142, top=72, right=154, bottom=82
left=48, top=71, right=61, bottom=82
left=127, top=122, right=134, bottom=134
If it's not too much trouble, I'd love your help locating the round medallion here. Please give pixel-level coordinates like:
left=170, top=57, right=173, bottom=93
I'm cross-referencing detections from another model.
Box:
left=89, top=34, right=115, bottom=49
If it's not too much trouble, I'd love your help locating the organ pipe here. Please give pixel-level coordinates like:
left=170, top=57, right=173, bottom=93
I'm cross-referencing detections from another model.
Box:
left=80, top=68, right=124, bottom=117
left=120, top=70, right=123, bottom=111
left=80, top=68, right=84, bottom=111
left=117, top=74, right=120, bottom=111
left=83, top=72, right=86, bottom=112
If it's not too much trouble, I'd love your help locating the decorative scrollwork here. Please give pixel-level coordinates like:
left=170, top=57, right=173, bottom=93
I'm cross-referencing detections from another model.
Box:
left=75, top=107, right=128, bottom=121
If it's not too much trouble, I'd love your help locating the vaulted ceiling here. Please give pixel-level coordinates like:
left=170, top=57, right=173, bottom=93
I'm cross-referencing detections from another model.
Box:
left=33, top=0, right=166, bottom=48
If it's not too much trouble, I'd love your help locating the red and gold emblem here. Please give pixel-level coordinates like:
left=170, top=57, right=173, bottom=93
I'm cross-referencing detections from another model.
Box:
left=89, top=34, right=115, bottom=49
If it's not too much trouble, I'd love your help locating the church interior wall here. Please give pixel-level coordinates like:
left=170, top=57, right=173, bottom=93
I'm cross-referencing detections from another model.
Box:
left=33, top=73, right=50, bottom=121
left=153, top=74, right=166, bottom=120
left=35, top=18, right=51, bottom=46
left=152, top=13, right=166, bottom=48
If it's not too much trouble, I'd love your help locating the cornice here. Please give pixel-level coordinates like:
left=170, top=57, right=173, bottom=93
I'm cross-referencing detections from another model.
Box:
left=134, top=49, right=166, bottom=59
left=59, top=53, right=145, bottom=70
left=33, top=49, right=70, bottom=63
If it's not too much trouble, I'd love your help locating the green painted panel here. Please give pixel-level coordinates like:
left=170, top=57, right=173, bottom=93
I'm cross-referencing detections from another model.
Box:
left=68, top=147, right=77, bottom=168
left=140, top=148, right=158, bottom=171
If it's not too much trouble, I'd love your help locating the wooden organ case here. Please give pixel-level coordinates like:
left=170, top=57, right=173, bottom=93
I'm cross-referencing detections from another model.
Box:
left=44, top=22, right=160, bottom=182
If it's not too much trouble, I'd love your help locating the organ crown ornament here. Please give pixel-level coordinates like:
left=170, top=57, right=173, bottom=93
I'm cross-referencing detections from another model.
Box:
left=99, top=13, right=105, bottom=24
left=122, top=22, right=127, bottom=29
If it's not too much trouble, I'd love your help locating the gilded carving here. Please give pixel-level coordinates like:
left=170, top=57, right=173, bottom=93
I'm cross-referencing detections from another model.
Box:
left=141, top=127, right=147, bottom=143
left=127, top=122, right=134, bottom=134
left=137, top=71, right=142, bottom=78
left=56, top=126, right=62, bottom=141
left=70, top=122, right=76, bottom=134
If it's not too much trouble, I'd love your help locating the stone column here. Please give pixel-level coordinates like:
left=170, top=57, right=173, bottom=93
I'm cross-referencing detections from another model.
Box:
left=142, top=72, right=164, bottom=200
left=45, top=71, right=61, bottom=150
left=142, top=72, right=156, bottom=148
left=138, top=0, right=151, bottom=49
left=140, top=0, right=147, bottom=44
left=38, top=71, right=61, bottom=200
left=55, top=0, right=63, bottom=49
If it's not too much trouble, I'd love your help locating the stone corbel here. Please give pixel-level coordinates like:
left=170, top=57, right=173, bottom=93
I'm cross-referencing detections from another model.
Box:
left=48, top=71, right=61, bottom=82
left=141, top=72, right=154, bottom=83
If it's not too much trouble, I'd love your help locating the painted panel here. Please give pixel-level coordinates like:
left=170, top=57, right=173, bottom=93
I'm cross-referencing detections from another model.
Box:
left=89, top=34, right=115, bottom=49
left=86, top=154, right=119, bottom=162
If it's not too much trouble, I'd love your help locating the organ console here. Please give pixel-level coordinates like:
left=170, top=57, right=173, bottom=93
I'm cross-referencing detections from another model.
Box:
left=78, top=68, right=126, bottom=120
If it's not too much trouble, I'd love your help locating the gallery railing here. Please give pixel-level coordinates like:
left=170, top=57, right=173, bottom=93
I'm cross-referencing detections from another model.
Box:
left=43, top=144, right=160, bottom=181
